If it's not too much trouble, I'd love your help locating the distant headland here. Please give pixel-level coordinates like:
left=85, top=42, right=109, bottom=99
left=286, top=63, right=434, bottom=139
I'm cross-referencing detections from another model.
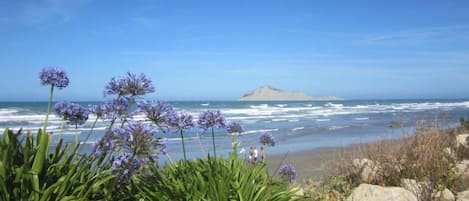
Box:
left=239, top=85, right=343, bottom=101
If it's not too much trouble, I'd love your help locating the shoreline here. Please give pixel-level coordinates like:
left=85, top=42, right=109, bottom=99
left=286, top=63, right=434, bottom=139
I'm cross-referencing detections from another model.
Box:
left=266, top=141, right=388, bottom=183
left=267, top=146, right=350, bottom=182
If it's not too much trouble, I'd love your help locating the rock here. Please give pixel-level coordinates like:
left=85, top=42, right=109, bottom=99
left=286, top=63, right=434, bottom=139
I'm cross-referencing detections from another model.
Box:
left=400, top=179, right=432, bottom=199
left=456, top=162, right=469, bottom=177
left=293, top=187, right=304, bottom=196
left=400, top=179, right=423, bottom=196
left=346, top=184, right=418, bottom=201
left=456, top=134, right=469, bottom=148
left=352, top=158, right=380, bottom=183
left=445, top=147, right=457, bottom=159
left=433, top=188, right=455, bottom=201
left=456, top=190, right=469, bottom=201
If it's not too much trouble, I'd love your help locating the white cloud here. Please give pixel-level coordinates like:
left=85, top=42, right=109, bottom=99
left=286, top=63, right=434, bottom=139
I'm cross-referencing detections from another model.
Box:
left=358, top=25, right=469, bottom=45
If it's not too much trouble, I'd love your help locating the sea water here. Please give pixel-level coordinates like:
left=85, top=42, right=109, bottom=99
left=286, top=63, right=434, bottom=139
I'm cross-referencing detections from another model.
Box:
left=1, top=99, right=469, bottom=159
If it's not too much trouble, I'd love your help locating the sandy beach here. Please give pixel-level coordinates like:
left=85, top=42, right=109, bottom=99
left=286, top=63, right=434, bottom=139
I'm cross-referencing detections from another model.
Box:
left=267, top=145, right=364, bottom=183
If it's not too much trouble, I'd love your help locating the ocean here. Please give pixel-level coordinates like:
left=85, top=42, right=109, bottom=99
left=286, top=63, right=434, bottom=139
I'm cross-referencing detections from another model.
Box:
left=1, top=99, right=469, bottom=160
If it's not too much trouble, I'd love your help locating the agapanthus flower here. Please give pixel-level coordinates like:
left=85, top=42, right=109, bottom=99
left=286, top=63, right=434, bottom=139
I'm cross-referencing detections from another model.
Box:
left=197, top=110, right=226, bottom=130
left=169, top=112, right=195, bottom=131
left=92, top=135, right=115, bottom=156
left=39, top=67, right=69, bottom=89
left=54, top=101, right=89, bottom=125
left=112, top=153, right=142, bottom=182
left=88, top=103, right=108, bottom=119
left=104, top=98, right=131, bottom=120
left=111, top=122, right=156, bottom=157
left=278, top=164, right=297, bottom=184
left=104, top=72, right=155, bottom=97
left=227, top=121, right=244, bottom=134
left=137, top=100, right=175, bottom=128
left=259, top=133, right=275, bottom=147
left=153, top=138, right=168, bottom=155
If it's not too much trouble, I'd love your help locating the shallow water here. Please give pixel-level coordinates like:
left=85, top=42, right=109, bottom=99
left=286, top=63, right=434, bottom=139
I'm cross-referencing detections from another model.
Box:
left=1, top=99, right=469, bottom=160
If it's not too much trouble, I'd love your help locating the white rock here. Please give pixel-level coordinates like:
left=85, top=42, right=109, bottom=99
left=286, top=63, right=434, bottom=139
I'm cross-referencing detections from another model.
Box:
left=456, top=134, right=469, bottom=147
left=433, top=188, right=455, bottom=201
left=401, top=179, right=423, bottom=196
left=456, top=163, right=468, bottom=177
left=346, top=184, right=418, bottom=201
left=456, top=190, right=469, bottom=201
left=293, top=187, right=304, bottom=196
left=445, top=147, right=457, bottom=159
left=400, top=179, right=432, bottom=200
left=456, top=160, right=469, bottom=186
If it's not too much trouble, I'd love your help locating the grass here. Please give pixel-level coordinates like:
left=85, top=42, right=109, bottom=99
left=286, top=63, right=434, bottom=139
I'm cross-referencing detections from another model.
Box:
left=302, top=119, right=469, bottom=201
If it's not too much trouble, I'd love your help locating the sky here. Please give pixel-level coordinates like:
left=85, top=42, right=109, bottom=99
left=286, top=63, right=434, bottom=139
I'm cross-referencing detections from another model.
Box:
left=1, top=0, right=469, bottom=101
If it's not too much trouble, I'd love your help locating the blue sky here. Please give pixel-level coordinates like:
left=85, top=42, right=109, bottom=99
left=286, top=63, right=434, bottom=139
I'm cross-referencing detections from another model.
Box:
left=1, top=0, right=469, bottom=101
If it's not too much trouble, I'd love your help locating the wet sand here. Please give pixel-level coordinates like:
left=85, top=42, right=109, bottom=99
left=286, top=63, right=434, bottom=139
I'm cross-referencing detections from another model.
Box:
left=266, top=145, right=363, bottom=183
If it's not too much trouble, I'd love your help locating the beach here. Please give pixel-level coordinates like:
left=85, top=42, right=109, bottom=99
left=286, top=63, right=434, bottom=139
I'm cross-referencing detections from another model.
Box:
left=268, top=145, right=358, bottom=183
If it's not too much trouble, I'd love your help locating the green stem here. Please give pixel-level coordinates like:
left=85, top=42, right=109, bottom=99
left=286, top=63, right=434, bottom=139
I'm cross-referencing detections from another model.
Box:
left=75, top=124, right=79, bottom=144
left=82, top=117, right=98, bottom=144
left=180, top=130, right=187, bottom=160
left=43, top=86, right=54, bottom=134
left=211, top=126, right=216, bottom=157
left=58, top=120, right=65, bottom=141
left=156, top=124, right=167, bottom=134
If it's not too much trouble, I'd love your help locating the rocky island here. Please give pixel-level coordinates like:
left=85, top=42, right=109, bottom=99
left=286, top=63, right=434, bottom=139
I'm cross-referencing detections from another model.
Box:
left=240, top=85, right=343, bottom=101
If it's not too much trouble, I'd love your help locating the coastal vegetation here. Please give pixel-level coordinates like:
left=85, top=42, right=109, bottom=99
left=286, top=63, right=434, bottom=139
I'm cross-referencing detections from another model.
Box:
left=302, top=120, right=469, bottom=200
left=0, top=67, right=301, bottom=200
left=0, top=67, right=468, bottom=200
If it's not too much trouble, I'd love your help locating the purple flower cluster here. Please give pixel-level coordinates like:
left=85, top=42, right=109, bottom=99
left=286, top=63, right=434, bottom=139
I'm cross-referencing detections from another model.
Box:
left=278, top=164, right=297, bottom=184
left=105, top=98, right=131, bottom=120
left=92, top=135, right=115, bottom=156
left=104, top=72, right=155, bottom=97
left=226, top=121, right=244, bottom=134
left=111, top=122, right=164, bottom=157
left=259, top=133, right=275, bottom=147
left=89, top=103, right=107, bottom=119
left=197, top=110, right=226, bottom=130
left=169, top=112, right=194, bottom=131
left=112, top=153, right=142, bottom=182
left=137, top=100, right=175, bottom=128
left=39, top=67, right=70, bottom=89
left=53, top=101, right=89, bottom=125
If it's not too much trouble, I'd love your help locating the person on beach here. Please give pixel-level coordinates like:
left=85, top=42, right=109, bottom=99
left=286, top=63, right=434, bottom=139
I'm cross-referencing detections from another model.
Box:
left=248, top=147, right=255, bottom=163
left=253, top=147, right=259, bottom=163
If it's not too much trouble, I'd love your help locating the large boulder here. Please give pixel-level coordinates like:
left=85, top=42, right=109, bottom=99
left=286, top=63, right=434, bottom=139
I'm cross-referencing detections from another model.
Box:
left=455, top=161, right=469, bottom=177
left=352, top=158, right=380, bottom=183
left=457, top=190, right=469, bottom=201
left=433, top=188, right=455, bottom=201
left=455, top=160, right=469, bottom=192
left=456, top=134, right=469, bottom=148
left=400, top=179, right=429, bottom=197
left=346, top=184, right=418, bottom=201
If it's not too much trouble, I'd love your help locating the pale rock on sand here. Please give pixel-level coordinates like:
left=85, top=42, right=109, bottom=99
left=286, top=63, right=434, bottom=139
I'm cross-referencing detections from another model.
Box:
left=445, top=147, right=457, bottom=159
left=455, top=160, right=469, bottom=191
left=455, top=160, right=469, bottom=177
left=401, top=178, right=434, bottom=200
left=433, top=188, right=455, bottom=201
left=400, top=179, right=430, bottom=198
left=456, top=134, right=469, bottom=147
left=457, top=190, right=469, bottom=201
left=346, top=184, right=418, bottom=201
